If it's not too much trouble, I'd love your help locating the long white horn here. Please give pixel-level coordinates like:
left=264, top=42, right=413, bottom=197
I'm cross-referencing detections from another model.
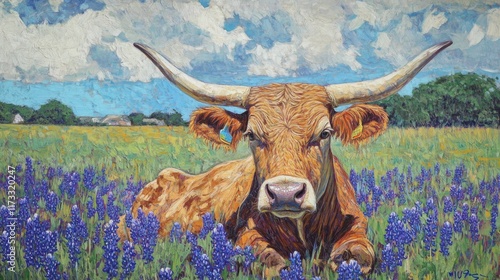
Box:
left=325, top=41, right=452, bottom=106
left=134, top=43, right=250, bottom=108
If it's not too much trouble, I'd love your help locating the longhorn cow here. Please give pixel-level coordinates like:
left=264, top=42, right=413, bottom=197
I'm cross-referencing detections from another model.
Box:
left=118, top=40, right=452, bottom=274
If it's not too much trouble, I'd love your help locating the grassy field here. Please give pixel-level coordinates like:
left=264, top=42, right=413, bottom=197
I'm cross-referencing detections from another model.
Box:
left=0, top=124, right=499, bottom=279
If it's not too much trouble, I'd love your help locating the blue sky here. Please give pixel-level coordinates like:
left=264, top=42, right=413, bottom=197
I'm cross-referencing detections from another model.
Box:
left=1, top=0, right=499, bottom=119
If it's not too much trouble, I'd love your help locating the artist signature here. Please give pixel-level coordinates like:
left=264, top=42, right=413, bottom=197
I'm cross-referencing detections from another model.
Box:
left=448, top=270, right=487, bottom=280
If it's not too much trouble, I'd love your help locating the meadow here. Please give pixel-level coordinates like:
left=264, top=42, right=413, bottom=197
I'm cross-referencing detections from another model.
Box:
left=0, top=124, right=498, bottom=279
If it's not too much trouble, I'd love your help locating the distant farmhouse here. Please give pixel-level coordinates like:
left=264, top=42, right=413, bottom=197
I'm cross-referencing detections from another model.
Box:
left=13, top=113, right=24, bottom=124
left=142, top=118, right=165, bottom=126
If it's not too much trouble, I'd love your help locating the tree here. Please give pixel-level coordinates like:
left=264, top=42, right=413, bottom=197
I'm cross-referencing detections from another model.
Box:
left=128, top=112, right=146, bottom=125
left=376, top=73, right=500, bottom=127
left=150, top=111, right=187, bottom=126
left=0, top=102, right=35, bottom=123
left=28, top=100, right=78, bottom=125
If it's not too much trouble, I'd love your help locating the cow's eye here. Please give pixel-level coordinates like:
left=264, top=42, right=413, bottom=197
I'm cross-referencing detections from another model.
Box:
left=244, top=131, right=256, bottom=141
left=320, top=129, right=332, bottom=139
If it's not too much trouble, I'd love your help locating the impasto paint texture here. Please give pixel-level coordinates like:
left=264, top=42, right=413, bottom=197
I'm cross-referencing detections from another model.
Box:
left=1, top=1, right=499, bottom=279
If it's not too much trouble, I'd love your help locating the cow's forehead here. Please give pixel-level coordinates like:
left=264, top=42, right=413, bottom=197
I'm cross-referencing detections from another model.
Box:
left=246, top=83, right=332, bottom=137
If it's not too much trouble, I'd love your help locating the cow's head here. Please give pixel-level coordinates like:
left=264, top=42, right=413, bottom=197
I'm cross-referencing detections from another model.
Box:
left=135, top=41, right=451, bottom=219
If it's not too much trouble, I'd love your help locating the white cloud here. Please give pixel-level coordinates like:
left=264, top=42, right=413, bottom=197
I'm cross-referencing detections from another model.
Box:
left=422, top=9, right=448, bottom=34
left=486, top=8, right=500, bottom=41
left=468, top=24, right=485, bottom=46
left=247, top=41, right=298, bottom=77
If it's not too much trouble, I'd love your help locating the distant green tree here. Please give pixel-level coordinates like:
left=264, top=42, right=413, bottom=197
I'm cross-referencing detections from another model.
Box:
left=128, top=112, right=146, bottom=125
left=150, top=111, right=187, bottom=126
left=376, top=73, right=500, bottom=127
left=0, top=102, right=35, bottom=123
left=28, top=99, right=78, bottom=125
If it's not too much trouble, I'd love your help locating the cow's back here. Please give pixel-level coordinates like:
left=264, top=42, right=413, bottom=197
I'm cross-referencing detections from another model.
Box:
left=118, top=156, right=255, bottom=239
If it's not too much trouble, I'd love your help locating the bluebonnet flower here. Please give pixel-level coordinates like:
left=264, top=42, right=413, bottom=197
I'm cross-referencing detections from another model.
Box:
left=24, top=156, right=35, bottom=198
left=337, top=259, right=362, bottom=280
left=169, top=222, right=183, bottom=243
left=453, top=210, right=463, bottom=234
left=19, top=198, right=31, bottom=225
left=71, top=205, right=88, bottom=240
left=83, top=166, right=96, bottom=190
left=467, top=184, right=474, bottom=199
left=279, top=251, right=305, bottom=280
left=65, top=223, right=80, bottom=267
left=122, top=177, right=143, bottom=210
left=87, top=197, right=96, bottom=219
left=33, top=180, right=49, bottom=207
left=452, top=163, right=466, bottom=186
left=190, top=243, right=212, bottom=280
left=186, top=230, right=198, bottom=246
left=372, top=186, right=383, bottom=212
left=129, top=209, right=160, bottom=263
left=59, top=171, right=81, bottom=198
left=44, top=253, right=61, bottom=280
left=384, top=212, right=412, bottom=267
left=434, top=162, right=440, bottom=176
left=107, top=192, right=120, bottom=221
left=1, top=231, right=10, bottom=263
left=480, top=195, right=487, bottom=209
left=443, top=196, right=453, bottom=214
left=461, top=203, right=469, bottom=222
left=46, top=167, right=56, bottom=180
left=158, top=267, right=173, bottom=280
left=103, top=220, right=120, bottom=279
left=445, top=168, right=451, bottom=177
left=439, top=221, right=453, bottom=257
left=125, top=211, right=133, bottom=229
left=398, top=174, right=406, bottom=205
left=55, top=167, right=64, bottom=177
left=200, top=212, right=216, bottom=239
left=211, top=223, right=235, bottom=274
left=469, top=214, right=479, bottom=243
left=364, top=203, right=372, bottom=217
left=121, top=241, right=136, bottom=279
left=491, top=193, right=499, bottom=237
left=366, top=170, right=375, bottom=191
left=92, top=223, right=102, bottom=245
left=24, top=214, right=56, bottom=269
left=349, top=169, right=358, bottom=193
left=241, top=246, right=256, bottom=271
left=0, top=205, right=9, bottom=230
left=386, top=189, right=396, bottom=203
left=423, top=211, right=438, bottom=255
left=450, top=184, right=464, bottom=204
left=45, top=191, right=59, bottom=214
left=96, top=196, right=106, bottom=221
left=381, top=244, right=397, bottom=272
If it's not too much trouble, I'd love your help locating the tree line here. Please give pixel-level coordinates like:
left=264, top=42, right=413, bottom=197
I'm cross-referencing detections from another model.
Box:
left=0, top=100, right=188, bottom=126
left=1, top=72, right=498, bottom=127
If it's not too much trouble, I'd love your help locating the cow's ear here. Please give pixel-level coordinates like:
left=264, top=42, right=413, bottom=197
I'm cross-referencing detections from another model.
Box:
left=331, top=104, right=388, bottom=146
left=190, top=107, right=248, bottom=150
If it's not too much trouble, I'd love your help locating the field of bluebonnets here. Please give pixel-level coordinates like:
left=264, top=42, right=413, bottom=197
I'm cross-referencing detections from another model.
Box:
left=0, top=125, right=499, bottom=279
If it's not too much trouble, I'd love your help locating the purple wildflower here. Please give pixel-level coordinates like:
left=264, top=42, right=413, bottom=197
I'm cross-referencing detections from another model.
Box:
left=452, top=163, right=466, bottom=186
left=19, top=198, right=31, bottom=225
left=158, top=268, right=173, bottom=280
left=93, top=223, right=102, bottom=245
left=59, top=171, right=81, bottom=198
left=129, top=209, right=160, bottom=263
left=350, top=169, right=358, bottom=193
left=103, top=220, right=120, bottom=279
left=241, top=246, right=256, bottom=271
left=337, top=259, right=362, bottom=280
left=439, top=221, right=453, bottom=257
left=450, top=184, right=464, bottom=204
left=443, top=196, right=453, bottom=214
left=83, top=166, right=96, bottom=190
left=462, top=203, right=469, bottom=222
left=96, top=196, right=106, bottom=221
left=65, top=223, right=80, bottom=266
left=71, top=205, right=88, bottom=240
left=1, top=231, right=10, bottom=263
left=423, top=211, right=438, bottom=255
left=469, top=214, right=479, bottom=243
left=279, top=251, right=305, bottom=280
left=121, top=241, right=136, bottom=279
left=24, top=157, right=35, bottom=198
left=107, top=192, right=120, bottom=222
left=87, top=197, right=96, bottom=219
left=169, top=222, right=183, bottom=243
left=46, top=167, right=55, bottom=180
left=453, top=210, right=463, bottom=234
left=200, top=212, right=216, bottom=239
left=211, top=223, right=235, bottom=275
left=45, top=191, right=59, bottom=214
left=44, top=254, right=61, bottom=280
left=381, top=243, right=396, bottom=272
left=0, top=205, right=9, bottom=230
left=491, top=193, right=498, bottom=237
left=24, top=214, right=57, bottom=269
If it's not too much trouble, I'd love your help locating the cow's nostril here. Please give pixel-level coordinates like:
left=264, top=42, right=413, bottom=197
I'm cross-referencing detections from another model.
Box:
left=266, top=184, right=276, bottom=202
left=294, top=184, right=306, bottom=202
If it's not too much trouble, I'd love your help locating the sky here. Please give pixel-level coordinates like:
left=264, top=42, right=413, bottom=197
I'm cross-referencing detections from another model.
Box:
left=1, top=0, right=499, bottom=119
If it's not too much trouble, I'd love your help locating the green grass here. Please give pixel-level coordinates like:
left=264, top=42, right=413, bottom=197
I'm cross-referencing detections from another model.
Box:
left=0, top=124, right=499, bottom=279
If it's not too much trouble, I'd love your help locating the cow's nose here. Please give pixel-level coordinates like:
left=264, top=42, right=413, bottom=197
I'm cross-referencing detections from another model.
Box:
left=265, top=182, right=306, bottom=210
